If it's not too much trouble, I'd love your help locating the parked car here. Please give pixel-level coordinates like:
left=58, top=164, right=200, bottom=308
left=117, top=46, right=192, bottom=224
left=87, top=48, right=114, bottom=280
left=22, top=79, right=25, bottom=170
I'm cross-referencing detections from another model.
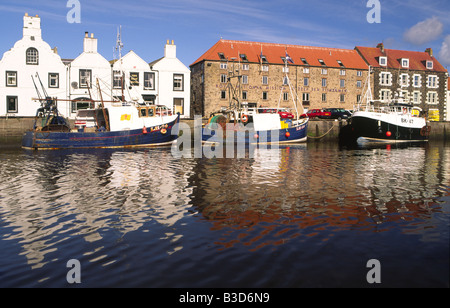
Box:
left=258, top=108, right=295, bottom=119
left=300, top=109, right=331, bottom=119
left=323, top=108, right=351, bottom=120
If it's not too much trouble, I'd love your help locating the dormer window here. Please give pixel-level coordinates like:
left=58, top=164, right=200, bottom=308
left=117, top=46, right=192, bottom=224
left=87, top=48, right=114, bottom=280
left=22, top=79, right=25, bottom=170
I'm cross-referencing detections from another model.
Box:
left=301, top=58, right=309, bottom=65
left=401, top=58, right=409, bottom=68
left=218, top=52, right=226, bottom=61
left=260, top=55, right=268, bottom=64
left=337, top=60, right=345, bottom=68
left=426, top=60, right=433, bottom=70
left=318, top=59, right=326, bottom=66
left=239, top=54, right=248, bottom=62
left=379, top=56, right=387, bottom=66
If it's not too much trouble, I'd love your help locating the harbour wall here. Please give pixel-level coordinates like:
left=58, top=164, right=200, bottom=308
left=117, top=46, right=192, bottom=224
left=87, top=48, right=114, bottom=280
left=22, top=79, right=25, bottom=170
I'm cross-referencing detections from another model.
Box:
left=0, top=117, right=448, bottom=144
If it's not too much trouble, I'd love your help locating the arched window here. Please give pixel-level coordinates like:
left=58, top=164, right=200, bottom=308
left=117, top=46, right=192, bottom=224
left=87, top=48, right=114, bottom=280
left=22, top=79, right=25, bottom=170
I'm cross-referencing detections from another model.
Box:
left=26, top=48, right=39, bottom=65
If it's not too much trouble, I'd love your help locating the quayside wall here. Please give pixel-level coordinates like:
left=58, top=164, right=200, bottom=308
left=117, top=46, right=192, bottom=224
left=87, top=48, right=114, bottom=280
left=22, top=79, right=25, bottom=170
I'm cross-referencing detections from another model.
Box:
left=0, top=118, right=448, bottom=143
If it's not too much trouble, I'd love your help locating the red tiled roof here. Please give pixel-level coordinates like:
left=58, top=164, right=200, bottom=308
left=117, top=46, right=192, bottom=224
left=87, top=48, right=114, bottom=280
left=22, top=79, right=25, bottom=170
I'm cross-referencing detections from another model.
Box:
left=356, top=46, right=447, bottom=72
left=191, top=39, right=368, bottom=70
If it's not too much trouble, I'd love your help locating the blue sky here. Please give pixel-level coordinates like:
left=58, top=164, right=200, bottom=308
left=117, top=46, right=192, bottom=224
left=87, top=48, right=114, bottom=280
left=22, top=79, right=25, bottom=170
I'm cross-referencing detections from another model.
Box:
left=0, top=0, right=449, bottom=69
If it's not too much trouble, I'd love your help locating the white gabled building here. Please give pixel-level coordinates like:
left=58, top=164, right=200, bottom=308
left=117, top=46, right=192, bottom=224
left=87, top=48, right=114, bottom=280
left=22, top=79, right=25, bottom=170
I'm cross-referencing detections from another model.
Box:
left=111, top=50, right=157, bottom=104
left=150, top=40, right=191, bottom=118
left=0, top=13, right=67, bottom=117
left=66, top=32, right=112, bottom=116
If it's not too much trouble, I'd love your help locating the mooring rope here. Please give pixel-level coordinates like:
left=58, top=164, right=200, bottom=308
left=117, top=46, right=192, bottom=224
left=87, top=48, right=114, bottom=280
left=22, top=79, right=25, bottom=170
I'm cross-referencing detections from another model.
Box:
left=307, top=124, right=336, bottom=139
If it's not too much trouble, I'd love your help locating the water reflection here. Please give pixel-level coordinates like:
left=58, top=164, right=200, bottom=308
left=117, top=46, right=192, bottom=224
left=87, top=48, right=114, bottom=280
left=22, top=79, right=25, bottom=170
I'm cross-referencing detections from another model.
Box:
left=0, top=142, right=448, bottom=286
left=189, top=143, right=449, bottom=250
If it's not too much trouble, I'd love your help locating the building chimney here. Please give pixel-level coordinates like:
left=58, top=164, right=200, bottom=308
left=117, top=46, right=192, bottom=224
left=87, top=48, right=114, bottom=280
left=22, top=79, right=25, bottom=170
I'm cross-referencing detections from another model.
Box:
left=376, top=43, right=384, bottom=53
left=165, top=39, right=176, bottom=59
left=425, top=48, right=433, bottom=57
left=83, top=32, right=98, bottom=53
left=23, top=13, right=42, bottom=39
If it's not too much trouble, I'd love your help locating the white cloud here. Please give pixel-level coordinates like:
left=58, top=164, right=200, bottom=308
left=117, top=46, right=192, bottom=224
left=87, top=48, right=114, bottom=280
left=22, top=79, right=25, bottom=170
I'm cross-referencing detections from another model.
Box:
left=403, top=16, right=443, bottom=45
left=438, top=35, right=450, bottom=67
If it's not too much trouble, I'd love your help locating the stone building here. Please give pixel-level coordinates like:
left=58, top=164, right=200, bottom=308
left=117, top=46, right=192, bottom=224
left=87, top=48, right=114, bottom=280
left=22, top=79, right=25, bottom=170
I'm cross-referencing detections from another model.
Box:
left=190, top=39, right=369, bottom=117
left=356, top=44, right=449, bottom=121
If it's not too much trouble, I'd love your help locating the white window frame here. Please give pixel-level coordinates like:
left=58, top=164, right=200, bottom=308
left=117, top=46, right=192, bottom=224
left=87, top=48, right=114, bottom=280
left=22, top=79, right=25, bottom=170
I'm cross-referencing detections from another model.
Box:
left=6, top=71, right=17, bottom=87
left=399, top=73, right=409, bottom=87
left=321, top=68, right=327, bottom=75
left=427, top=75, right=438, bottom=88
left=262, top=76, right=268, bottom=85
left=401, top=58, right=409, bottom=68
left=261, top=65, right=269, bottom=72
left=220, top=62, right=227, bottom=70
left=49, top=73, right=59, bottom=88
left=427, top=91, right=438, bottom=104
left=379, top=56, right=387, bottom=66
left=380, top=72, right=392, bottom=86
left=412, top=91, right=421, bottom=104
left=380, top=89, right=391, bottom=101
left=303, top=67, right=310, bottom=74
left=412, top=74, right=421, bottom=88
left=426, top=61, right=433, bottom=70
left=242, top=75, right=248, bottom=84
left=242, top=64, right=249, bottom=71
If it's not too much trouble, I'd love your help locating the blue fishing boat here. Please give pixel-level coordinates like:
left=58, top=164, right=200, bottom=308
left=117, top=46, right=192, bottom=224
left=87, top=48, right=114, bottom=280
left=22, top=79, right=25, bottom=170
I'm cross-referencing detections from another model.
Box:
left=22, top=97, right=180, bottom=150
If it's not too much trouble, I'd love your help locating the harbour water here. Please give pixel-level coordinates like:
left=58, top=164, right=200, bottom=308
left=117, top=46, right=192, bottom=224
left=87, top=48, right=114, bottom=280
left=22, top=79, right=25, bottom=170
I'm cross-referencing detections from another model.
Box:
left=0, top=141, right=449, bottom=288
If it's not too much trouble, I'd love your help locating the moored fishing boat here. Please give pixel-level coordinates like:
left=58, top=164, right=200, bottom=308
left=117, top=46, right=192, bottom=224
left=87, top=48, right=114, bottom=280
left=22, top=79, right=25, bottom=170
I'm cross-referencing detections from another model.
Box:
left=202, top=53, right=308, bottom=145
left=340, top=66, right=430, bottom=145
left=22, top=96, right=180, bottom=150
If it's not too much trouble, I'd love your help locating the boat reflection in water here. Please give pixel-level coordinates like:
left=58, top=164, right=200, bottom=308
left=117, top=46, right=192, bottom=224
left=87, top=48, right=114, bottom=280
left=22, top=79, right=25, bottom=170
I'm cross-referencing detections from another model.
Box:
left=0, top=142, right=448, bottom=287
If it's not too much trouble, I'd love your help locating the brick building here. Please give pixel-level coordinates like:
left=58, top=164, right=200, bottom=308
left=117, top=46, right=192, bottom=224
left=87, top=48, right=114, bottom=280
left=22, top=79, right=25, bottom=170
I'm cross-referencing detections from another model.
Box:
left=356, top=44, right=449, bottom=121
left=190, top=39, right=369, bottom=117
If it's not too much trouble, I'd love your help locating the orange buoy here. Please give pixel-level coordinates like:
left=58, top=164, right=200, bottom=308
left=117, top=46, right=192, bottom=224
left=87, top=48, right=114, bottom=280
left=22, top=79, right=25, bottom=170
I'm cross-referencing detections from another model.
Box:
left=143, top=127, right=148, bottom=134
left=386, top=131, right=391, bottom=137
left=285, top=132, right=291, bottom=138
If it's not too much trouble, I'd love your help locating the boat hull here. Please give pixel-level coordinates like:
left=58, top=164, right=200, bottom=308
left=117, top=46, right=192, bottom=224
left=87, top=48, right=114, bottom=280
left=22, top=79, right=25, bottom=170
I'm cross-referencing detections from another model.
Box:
left=342, top=112, right=429, bottom=145
left=202, top=120, right=308, bottom=145
left=22, top=115, right=180, bottom=150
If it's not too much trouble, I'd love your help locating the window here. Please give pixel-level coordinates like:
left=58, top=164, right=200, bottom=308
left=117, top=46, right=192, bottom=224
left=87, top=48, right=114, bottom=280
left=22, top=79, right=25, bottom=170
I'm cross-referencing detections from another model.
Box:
left=113, top=71, right=123, bottom=89
left=221, top=91, right=226, bottom=99
left=144, top=72, right=155, bottom=90
left=399, top=74, right=409, bottom=87
left=282, top=66, right=289, bottom=73
left=427, top=75, right=438, bottom=88
left=401, top=58, right=409, bottom=68
left=339, top=69, right=346, bottom=76
left=49, top=73, right=59, bottom=88
left=380, top=89, right=391, bottom=101
left=242, top=64, right=249, bottom=71
left=6, top=71, right=17, bottom=87
left=318, top=59, right=326, bottom=66
left=337, top=60, right=345, bottom=68
left=412, top=91, right=420, bottom=104
left=130, top=72, right=139, bottom=86
left=379, top=56, right=387, bottom=66
left=6, top=96, right=18, bottom=113
left=242, top=91, right=247, bottom=100
left=301, top=58, right=309, bottom=65
left=380, top=72, right=392, bottom=86
left=357, top=95, right=361, bottom=103
left=262, top=92, right=268, bottom=100
left=26, top=48, right=39, bottom=65
left=262, top=76, right=268, bottom=85
left=427, top=92, right=438, bottom=104
left=303, top=67, right=309, bottom=74
left=218, top=52, right=226, bottom=60
left=261, top=65, right=269, bottom=72
left=221, top=74, right=227, bottom=83
left=357, top=71, right=363, bottom=77
left=173, top=74, right=184, bottom=91
left=242, top=75, right=248, bottom=84
left=283, top=76, right=289, bottom=85
left=426, top=61, right=433, bottom=69
left=174, top=98, right=184, bottom=115
left=79, top=69, right=92, bottom=88
left=304, top=77, right=309, bottom=86
left=340, top=94, right=345, bottom=102
left=220, top=62, right=227, bottom=70
left=340, top=79, right=345, bottom=88
left=322, top=78, right=327, bottom=87
left=239, top=54, right=248, bottom=62
left=413, top=74, right=421, bottom=88
left=356, top=80, right=362, bottom=88
left=302, top=93, right=310, bottom=103
left=260, top=55, right=268, bottom=64
left=322, top=93, right=327, bottom=102
left=321, top=68, right=327, bottom=75
left=283, top=92, right=289, bottom=101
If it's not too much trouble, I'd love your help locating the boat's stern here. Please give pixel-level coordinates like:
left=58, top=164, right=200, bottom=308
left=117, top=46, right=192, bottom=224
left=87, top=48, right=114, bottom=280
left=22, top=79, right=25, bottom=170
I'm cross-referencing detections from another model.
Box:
left=21, top=131, right=35, bottom=149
